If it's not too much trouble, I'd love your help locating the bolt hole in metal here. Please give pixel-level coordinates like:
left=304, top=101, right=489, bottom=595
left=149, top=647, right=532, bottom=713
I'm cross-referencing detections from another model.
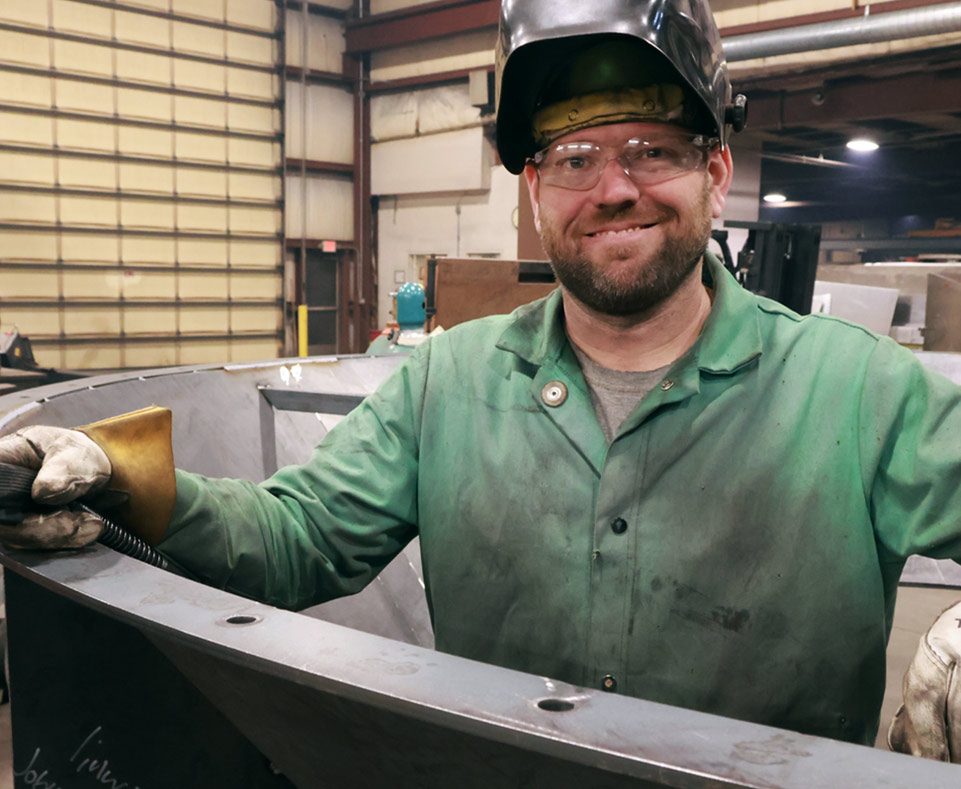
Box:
left=537, top=698, right=576, bottom=712
left=222, top=614, right=262, bottom=626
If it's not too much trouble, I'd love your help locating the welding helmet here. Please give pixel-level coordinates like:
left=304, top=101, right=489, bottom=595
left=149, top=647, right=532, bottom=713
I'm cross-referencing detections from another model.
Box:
left=494, top=0, right=747, bottom=174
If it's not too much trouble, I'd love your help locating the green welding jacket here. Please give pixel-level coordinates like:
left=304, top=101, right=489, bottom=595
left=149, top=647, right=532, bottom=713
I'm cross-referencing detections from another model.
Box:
left=160, top=253, right=961, bottom=746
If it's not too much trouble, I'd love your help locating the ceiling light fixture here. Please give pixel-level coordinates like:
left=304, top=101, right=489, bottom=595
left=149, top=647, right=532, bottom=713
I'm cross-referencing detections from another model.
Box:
left=846, top=138, right=880, bottom=152
left=763, top=192, right=787, bottom=204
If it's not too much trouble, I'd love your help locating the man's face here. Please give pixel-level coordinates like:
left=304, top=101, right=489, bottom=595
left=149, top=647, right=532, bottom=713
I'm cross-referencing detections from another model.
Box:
left=524, top=122, right=733, bottom=317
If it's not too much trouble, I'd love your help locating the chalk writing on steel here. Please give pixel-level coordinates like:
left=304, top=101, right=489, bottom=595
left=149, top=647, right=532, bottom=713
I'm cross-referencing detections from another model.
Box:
left=14, top=725, right=143, bottom=789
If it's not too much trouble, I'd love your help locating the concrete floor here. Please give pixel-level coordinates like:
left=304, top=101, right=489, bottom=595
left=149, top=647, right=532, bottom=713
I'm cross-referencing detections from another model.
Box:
left=0, top=584, right=954, bottom=786
left=0, top=705, right=11, bottom=789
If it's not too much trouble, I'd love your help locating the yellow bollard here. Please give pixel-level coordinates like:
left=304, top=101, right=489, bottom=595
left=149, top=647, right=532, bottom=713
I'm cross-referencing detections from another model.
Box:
left=298, top=304, right=308, bottom=357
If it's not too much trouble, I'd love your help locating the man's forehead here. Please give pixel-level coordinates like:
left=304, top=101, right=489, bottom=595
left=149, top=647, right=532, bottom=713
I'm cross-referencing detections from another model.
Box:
left=550, top=120, right=692, bottom=146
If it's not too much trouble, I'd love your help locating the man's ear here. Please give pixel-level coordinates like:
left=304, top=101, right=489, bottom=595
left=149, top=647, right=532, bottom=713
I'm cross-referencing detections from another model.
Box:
left=523, top=163, right=541, bottom=232
left=706, top=146, right=734, bottom=219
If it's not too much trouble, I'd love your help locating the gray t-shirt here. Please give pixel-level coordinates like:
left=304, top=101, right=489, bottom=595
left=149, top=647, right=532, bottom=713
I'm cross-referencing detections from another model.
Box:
left=571, top=343, right=671, bottom=443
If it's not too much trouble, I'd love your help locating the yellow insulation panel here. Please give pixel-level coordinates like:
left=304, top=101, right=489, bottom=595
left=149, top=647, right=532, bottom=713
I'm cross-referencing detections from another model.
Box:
left=0, top=306, right=60, bottom=336
left=3, top=268, right=58, bottom=298
left=0, top=152, right=56, bottom=185
left=0, top=73, right=53, bottom=107
left=0, top=0, right=282, bottom=369
left=230, top=270, right=282, bottom=299
left=0, top=112, right=54, bottom=146
left=232, top=305, right=282, bottom=332
left=0, top=29, right=51, bottom=68
left=180, top=270, right=229, bottom=299
left=125, top=305, right=178, bottom=335
left=0, top=231, right=58, bottom=261
left=62, top=233, right=120, bottom=264
left=180, top=305, right=229, bottom=333
left=120, top=270, right=176, bottom=300
left=230, top=239, right=281, bottom=267
left=122, top=237, right=176, bottom=264
left=59, top=157, right=118, bottom=190
left=52, top=0, right=111, bottom=36
left=230, top=337, right=282, bottom=362
left=62, top=344, right=122, bottom=370
left=63, top=269, right=120, bottom=299
left=0, top=2, right=49, bottom=27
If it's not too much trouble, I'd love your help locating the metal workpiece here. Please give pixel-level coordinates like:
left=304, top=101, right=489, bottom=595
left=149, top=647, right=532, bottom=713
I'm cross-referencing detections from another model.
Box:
left=2, top=545, right=960, bottom=789
left=2, top=354, right=961, bottom=786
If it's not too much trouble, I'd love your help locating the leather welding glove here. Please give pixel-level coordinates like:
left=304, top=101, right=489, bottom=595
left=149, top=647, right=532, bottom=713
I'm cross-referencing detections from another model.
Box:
left=888, top=600, right=961, bottom=761
left=0, top=407, right=176, bottom=550
left=0, top=426, right=109, bottom=548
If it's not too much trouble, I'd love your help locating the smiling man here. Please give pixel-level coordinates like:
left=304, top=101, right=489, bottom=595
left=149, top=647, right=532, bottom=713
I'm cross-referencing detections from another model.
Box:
left=4, top=0, right=961, bottom=764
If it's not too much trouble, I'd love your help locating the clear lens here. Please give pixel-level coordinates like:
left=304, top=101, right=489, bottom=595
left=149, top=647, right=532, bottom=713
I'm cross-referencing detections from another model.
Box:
left=533, top=134, right=716, bottom=190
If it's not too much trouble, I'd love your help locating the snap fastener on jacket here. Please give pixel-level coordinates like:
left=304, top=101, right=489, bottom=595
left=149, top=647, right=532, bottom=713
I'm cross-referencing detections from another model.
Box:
left=611, top=517, right=628, bottom=535
left=601, top=674, right=617, bottom=692
left=660, top=379, right=675, bottom=391
left=541, top=381, right=568, bottom=407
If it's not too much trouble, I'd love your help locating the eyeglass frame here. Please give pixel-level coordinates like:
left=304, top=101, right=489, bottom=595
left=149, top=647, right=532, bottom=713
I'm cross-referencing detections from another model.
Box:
left=529, top=132, right=720, bottom=191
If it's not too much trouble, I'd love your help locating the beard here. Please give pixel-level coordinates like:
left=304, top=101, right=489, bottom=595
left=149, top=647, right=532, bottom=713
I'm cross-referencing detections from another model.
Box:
left=539, top=178, right=714, bottom=317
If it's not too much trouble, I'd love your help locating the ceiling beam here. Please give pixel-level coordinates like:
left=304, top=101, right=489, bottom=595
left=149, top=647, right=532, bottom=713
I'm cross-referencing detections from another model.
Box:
left=345, top=0, right=497, bottom=54
left=747, top=68, right=961, bottom=130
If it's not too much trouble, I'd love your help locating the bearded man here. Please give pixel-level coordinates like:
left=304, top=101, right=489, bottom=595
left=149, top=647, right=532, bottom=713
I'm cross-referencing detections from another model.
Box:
left=4, top=0, right=961, bottom=762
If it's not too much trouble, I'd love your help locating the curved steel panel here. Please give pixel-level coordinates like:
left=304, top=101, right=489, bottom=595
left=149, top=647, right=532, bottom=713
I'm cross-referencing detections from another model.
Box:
left=2, top=354, right=961, bottom=785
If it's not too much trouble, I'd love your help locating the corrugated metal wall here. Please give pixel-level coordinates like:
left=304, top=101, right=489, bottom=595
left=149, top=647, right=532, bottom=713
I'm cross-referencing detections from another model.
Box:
left=0, top=0, right=283, bottom=369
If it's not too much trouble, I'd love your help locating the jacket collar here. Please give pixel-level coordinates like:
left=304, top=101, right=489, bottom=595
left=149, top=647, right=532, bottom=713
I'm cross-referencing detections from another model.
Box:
left=496, top=252, right=762, bottom=374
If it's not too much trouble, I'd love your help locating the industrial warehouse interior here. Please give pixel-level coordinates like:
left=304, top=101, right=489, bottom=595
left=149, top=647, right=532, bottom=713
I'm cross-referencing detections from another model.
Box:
left=2, top=0, right=961, bottom=786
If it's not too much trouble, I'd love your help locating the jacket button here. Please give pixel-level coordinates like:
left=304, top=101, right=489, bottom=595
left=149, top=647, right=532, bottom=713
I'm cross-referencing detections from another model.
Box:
left=541, top=381, right=568, bottom=407
left=611, top=517, right=628, bottom=534
left=601, top=674, right=617, bottom=692
left=660, top=379, right=675, bottom=391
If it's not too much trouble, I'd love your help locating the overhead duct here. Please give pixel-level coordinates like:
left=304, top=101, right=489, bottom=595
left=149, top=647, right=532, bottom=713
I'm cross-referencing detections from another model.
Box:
left=723, top=1, right=961, bottom=61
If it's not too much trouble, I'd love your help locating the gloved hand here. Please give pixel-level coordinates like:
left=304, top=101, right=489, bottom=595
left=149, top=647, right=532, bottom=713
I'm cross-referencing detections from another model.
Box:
left=888, top=600, right=961, bottom=761
left=0, top=407, right=177, bottom=551
left=0, top=426, right=109, bottom=548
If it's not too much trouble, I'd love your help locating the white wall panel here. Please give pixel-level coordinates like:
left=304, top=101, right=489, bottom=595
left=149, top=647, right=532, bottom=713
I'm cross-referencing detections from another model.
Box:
left=369, top=0, right=428, bottom=14
left=285, top=175, right=353, bottom=239
left=370, top=92, right=417, bottom=140
left=371, top=84, right=478, bottom=141
left=370, top=29, right=496, bottom=83
left=376, top=164, right=518, bottom=324
left=285, top=12, right=346, bottom=73
left=286, top=82, right=354, bottom=162
left=371, top=127, right=491, bottom=196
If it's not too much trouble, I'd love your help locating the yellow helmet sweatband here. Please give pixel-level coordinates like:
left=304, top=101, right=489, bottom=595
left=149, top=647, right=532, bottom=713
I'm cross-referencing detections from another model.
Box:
left=531, top=85, right=687, bottom=149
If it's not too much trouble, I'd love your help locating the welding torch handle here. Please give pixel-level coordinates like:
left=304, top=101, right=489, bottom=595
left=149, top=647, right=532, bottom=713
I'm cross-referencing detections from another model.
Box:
left=0, top=462, right=169, bottom=570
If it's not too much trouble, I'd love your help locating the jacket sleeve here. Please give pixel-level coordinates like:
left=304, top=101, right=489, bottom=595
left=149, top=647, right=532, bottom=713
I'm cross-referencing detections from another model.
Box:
left=157, top=344, right=430, bottom=610
left=861, top=337, right=961, bottom=561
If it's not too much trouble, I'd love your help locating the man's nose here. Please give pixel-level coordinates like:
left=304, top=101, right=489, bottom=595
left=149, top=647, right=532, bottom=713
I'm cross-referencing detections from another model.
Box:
left=592, top=157, right=641, bottom=205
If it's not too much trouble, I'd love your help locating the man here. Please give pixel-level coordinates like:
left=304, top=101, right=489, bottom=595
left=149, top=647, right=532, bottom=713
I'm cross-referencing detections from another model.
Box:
left=1, top=0, right=960, bottom=763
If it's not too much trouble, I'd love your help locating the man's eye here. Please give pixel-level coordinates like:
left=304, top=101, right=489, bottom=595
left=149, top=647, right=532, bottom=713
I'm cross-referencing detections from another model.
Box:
left=559, top=156, right=587, bottom=170
left=627, top=145, right=680, bottom=167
